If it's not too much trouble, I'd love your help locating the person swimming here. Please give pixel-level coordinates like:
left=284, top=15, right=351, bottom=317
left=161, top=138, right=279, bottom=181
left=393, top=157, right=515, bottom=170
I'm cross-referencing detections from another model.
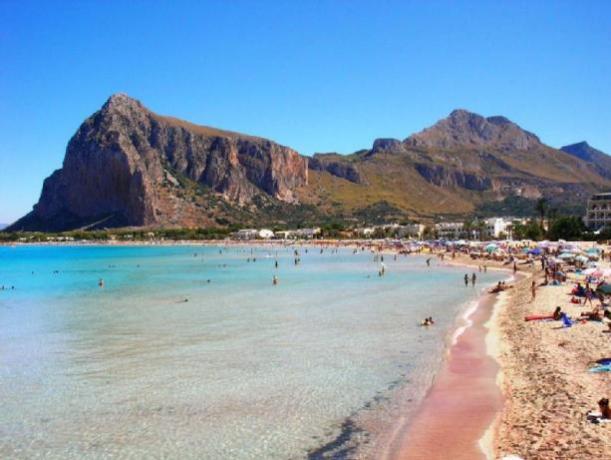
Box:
left=98, top=278, right=104, bottom=288
left=421, top=317, right=435, bottom=326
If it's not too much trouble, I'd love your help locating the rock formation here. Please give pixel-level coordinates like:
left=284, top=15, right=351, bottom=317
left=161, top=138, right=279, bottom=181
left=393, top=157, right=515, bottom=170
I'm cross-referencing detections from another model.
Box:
left=9, top=94, right=308, bottom=231
left=8, top=102, right=611, bottom=231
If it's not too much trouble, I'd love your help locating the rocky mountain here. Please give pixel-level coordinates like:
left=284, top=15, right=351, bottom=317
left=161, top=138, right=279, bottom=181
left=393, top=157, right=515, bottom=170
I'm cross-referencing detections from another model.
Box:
left=9, top=94, right=307, bottom=231
left=298, top=111, right=610, bottom=220
left=8, top=97, right=611, bottom=231
left=405, top=109, right=541, bottom=151
left=561, top=142, right=611, bottom=179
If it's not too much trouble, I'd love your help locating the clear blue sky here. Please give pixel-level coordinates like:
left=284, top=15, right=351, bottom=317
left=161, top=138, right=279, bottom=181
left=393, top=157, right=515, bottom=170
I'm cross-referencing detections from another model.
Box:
left=1, top=1, right=610, bottom=223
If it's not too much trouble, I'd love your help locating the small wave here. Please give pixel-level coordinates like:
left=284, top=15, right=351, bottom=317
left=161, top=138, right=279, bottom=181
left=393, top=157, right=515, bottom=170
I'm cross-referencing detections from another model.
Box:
left=451, top=299, right=479, bottom=346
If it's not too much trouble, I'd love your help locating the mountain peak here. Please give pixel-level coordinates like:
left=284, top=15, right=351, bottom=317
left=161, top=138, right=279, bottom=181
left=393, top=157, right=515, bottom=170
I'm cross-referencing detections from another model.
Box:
left=101, top=93, right=145, bottom=114
left=561, top=141, right=608, bottom=162
left=404, top=109, right=540, bottom=151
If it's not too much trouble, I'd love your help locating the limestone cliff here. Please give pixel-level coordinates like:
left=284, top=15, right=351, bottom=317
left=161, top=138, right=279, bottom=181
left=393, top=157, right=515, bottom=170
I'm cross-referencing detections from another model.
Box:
left=10, top=94, right=308, bottom=231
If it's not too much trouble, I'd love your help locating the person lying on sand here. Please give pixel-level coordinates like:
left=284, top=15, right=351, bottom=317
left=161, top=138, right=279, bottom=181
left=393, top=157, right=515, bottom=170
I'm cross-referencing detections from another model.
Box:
left=587, top=398, right=611, bottom=424
left=580, top=307, right=604, bottom=321
left=553, top=306, right=563, bottom=320
left=489, top=281, right=514, bottom=294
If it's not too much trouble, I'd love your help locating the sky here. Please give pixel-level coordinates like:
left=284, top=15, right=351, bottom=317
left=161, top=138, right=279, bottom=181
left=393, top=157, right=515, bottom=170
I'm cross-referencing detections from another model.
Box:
left=1, top=0, right=610, bottom=223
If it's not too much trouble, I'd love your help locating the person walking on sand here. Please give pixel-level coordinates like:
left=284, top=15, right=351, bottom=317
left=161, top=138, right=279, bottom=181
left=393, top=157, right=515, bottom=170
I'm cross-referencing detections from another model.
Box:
left=513, top=261, right=517, bottom=274
left=530, top=280, right=536, bottom=302
left=471, top=273, right=477, bottom=287
left=464, top=274, right=469, bottom=287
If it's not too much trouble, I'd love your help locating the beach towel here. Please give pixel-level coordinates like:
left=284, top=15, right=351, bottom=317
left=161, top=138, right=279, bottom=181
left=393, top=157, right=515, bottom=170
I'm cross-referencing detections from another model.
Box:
left=586, top=412, right=611, bottom=424
left=524, top=314, right=553, bottom=322
left=589, top=364, right=611, bottom=373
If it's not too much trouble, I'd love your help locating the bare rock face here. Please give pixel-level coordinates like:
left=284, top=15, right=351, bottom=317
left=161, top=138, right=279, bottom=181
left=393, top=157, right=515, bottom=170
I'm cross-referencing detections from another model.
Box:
left=404, top=109, right=541, bottom=151
left=11, top=94, right=308, bottom=231
left=371, top=138, right=404, bottom=153
left=413, top=163, right=493, bottom=191
left=308, top=153, right=363, bottom=184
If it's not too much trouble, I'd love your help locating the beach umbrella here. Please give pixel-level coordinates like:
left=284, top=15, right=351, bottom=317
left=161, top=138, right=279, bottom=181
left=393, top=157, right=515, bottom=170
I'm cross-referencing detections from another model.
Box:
left=575, top=255, right=589, bottom=264
left=587, top=248, right=600, bottom=254
left=528, top=248, right=542, bottom=256
left=596, top=283, right=611, bottom=295
left=485, top=243, right=498, bottom=252
left=582, top=268, right=598, bottom=276
left=558, top=252, right=575, bottom=260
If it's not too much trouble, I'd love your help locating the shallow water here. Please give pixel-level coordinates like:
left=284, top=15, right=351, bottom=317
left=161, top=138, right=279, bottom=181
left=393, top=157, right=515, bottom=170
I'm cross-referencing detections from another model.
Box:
left=0, top=245, right=504, bottom=459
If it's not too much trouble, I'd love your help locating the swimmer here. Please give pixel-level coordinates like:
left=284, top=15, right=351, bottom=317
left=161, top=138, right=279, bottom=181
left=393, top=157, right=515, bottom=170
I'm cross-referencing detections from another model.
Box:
left=273, top=275, right=278, bottom=285
left=98, top=278, right=104, bottom=288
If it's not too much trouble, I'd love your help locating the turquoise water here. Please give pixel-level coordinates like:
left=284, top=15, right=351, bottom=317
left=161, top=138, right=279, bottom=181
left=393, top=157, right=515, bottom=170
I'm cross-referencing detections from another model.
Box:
left=0, top=245, right=504, bottom=459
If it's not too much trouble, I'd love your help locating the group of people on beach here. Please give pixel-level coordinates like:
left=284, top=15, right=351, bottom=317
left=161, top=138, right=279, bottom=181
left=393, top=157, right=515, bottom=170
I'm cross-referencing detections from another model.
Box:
left=520, top=253, right=611, bottom=422
left=489, top=281, right=513, bottom=294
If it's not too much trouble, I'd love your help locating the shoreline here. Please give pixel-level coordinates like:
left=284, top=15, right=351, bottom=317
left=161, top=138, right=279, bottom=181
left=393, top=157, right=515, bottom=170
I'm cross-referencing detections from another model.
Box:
left=384, top=282, right=510, bottom=460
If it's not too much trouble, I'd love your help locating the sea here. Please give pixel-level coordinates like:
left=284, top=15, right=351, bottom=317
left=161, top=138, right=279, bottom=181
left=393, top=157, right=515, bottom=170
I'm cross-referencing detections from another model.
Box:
left=0, top=245, right=506, bottom=459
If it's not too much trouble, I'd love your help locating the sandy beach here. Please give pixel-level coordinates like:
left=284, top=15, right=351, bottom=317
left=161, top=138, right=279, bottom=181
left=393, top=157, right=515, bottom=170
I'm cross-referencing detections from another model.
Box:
left=494, top=262, right=611, bottom=458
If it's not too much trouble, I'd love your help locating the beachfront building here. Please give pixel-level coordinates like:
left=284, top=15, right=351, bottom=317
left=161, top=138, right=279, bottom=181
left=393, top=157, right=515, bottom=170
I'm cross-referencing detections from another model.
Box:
left=258, top=229, right=274, bottom=239
left=482, top=218, right=511, bottom=239
left=434, top=222, right=466, bottom=240
left=397, top=223, right=426, bottom=239
left=275, top=228, right=321, bottom=240
left=235, top=229, right=259, bottom=240
left=293, top=227, right=321, bottom=239
left=584, top=192, right=611, bottom=229
left=354, top=227, right=375, bottom=237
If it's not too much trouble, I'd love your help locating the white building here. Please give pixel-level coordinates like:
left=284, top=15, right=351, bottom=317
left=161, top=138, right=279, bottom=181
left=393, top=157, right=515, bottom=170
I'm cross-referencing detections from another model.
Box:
left=274, top=228, right=321, bottom=239
left=482, top=218, right=511, bottom=239
left=235, top=229, right=259, bottom=240
left=354, top=227, right=375, bottom=237
left=258, top=229, right=274, bottom=239
left=435, top=222, right=465, bottom=240
left=397, top=223, right=426, bottom=239
left=585, top=192, right=611, bottom=229
left=293, top=227, right=321, bottom=239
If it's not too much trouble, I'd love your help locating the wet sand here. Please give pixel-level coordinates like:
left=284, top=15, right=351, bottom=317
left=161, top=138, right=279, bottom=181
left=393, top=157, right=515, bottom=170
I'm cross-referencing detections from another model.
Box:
left=386, top=291, right=504, bottom=460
